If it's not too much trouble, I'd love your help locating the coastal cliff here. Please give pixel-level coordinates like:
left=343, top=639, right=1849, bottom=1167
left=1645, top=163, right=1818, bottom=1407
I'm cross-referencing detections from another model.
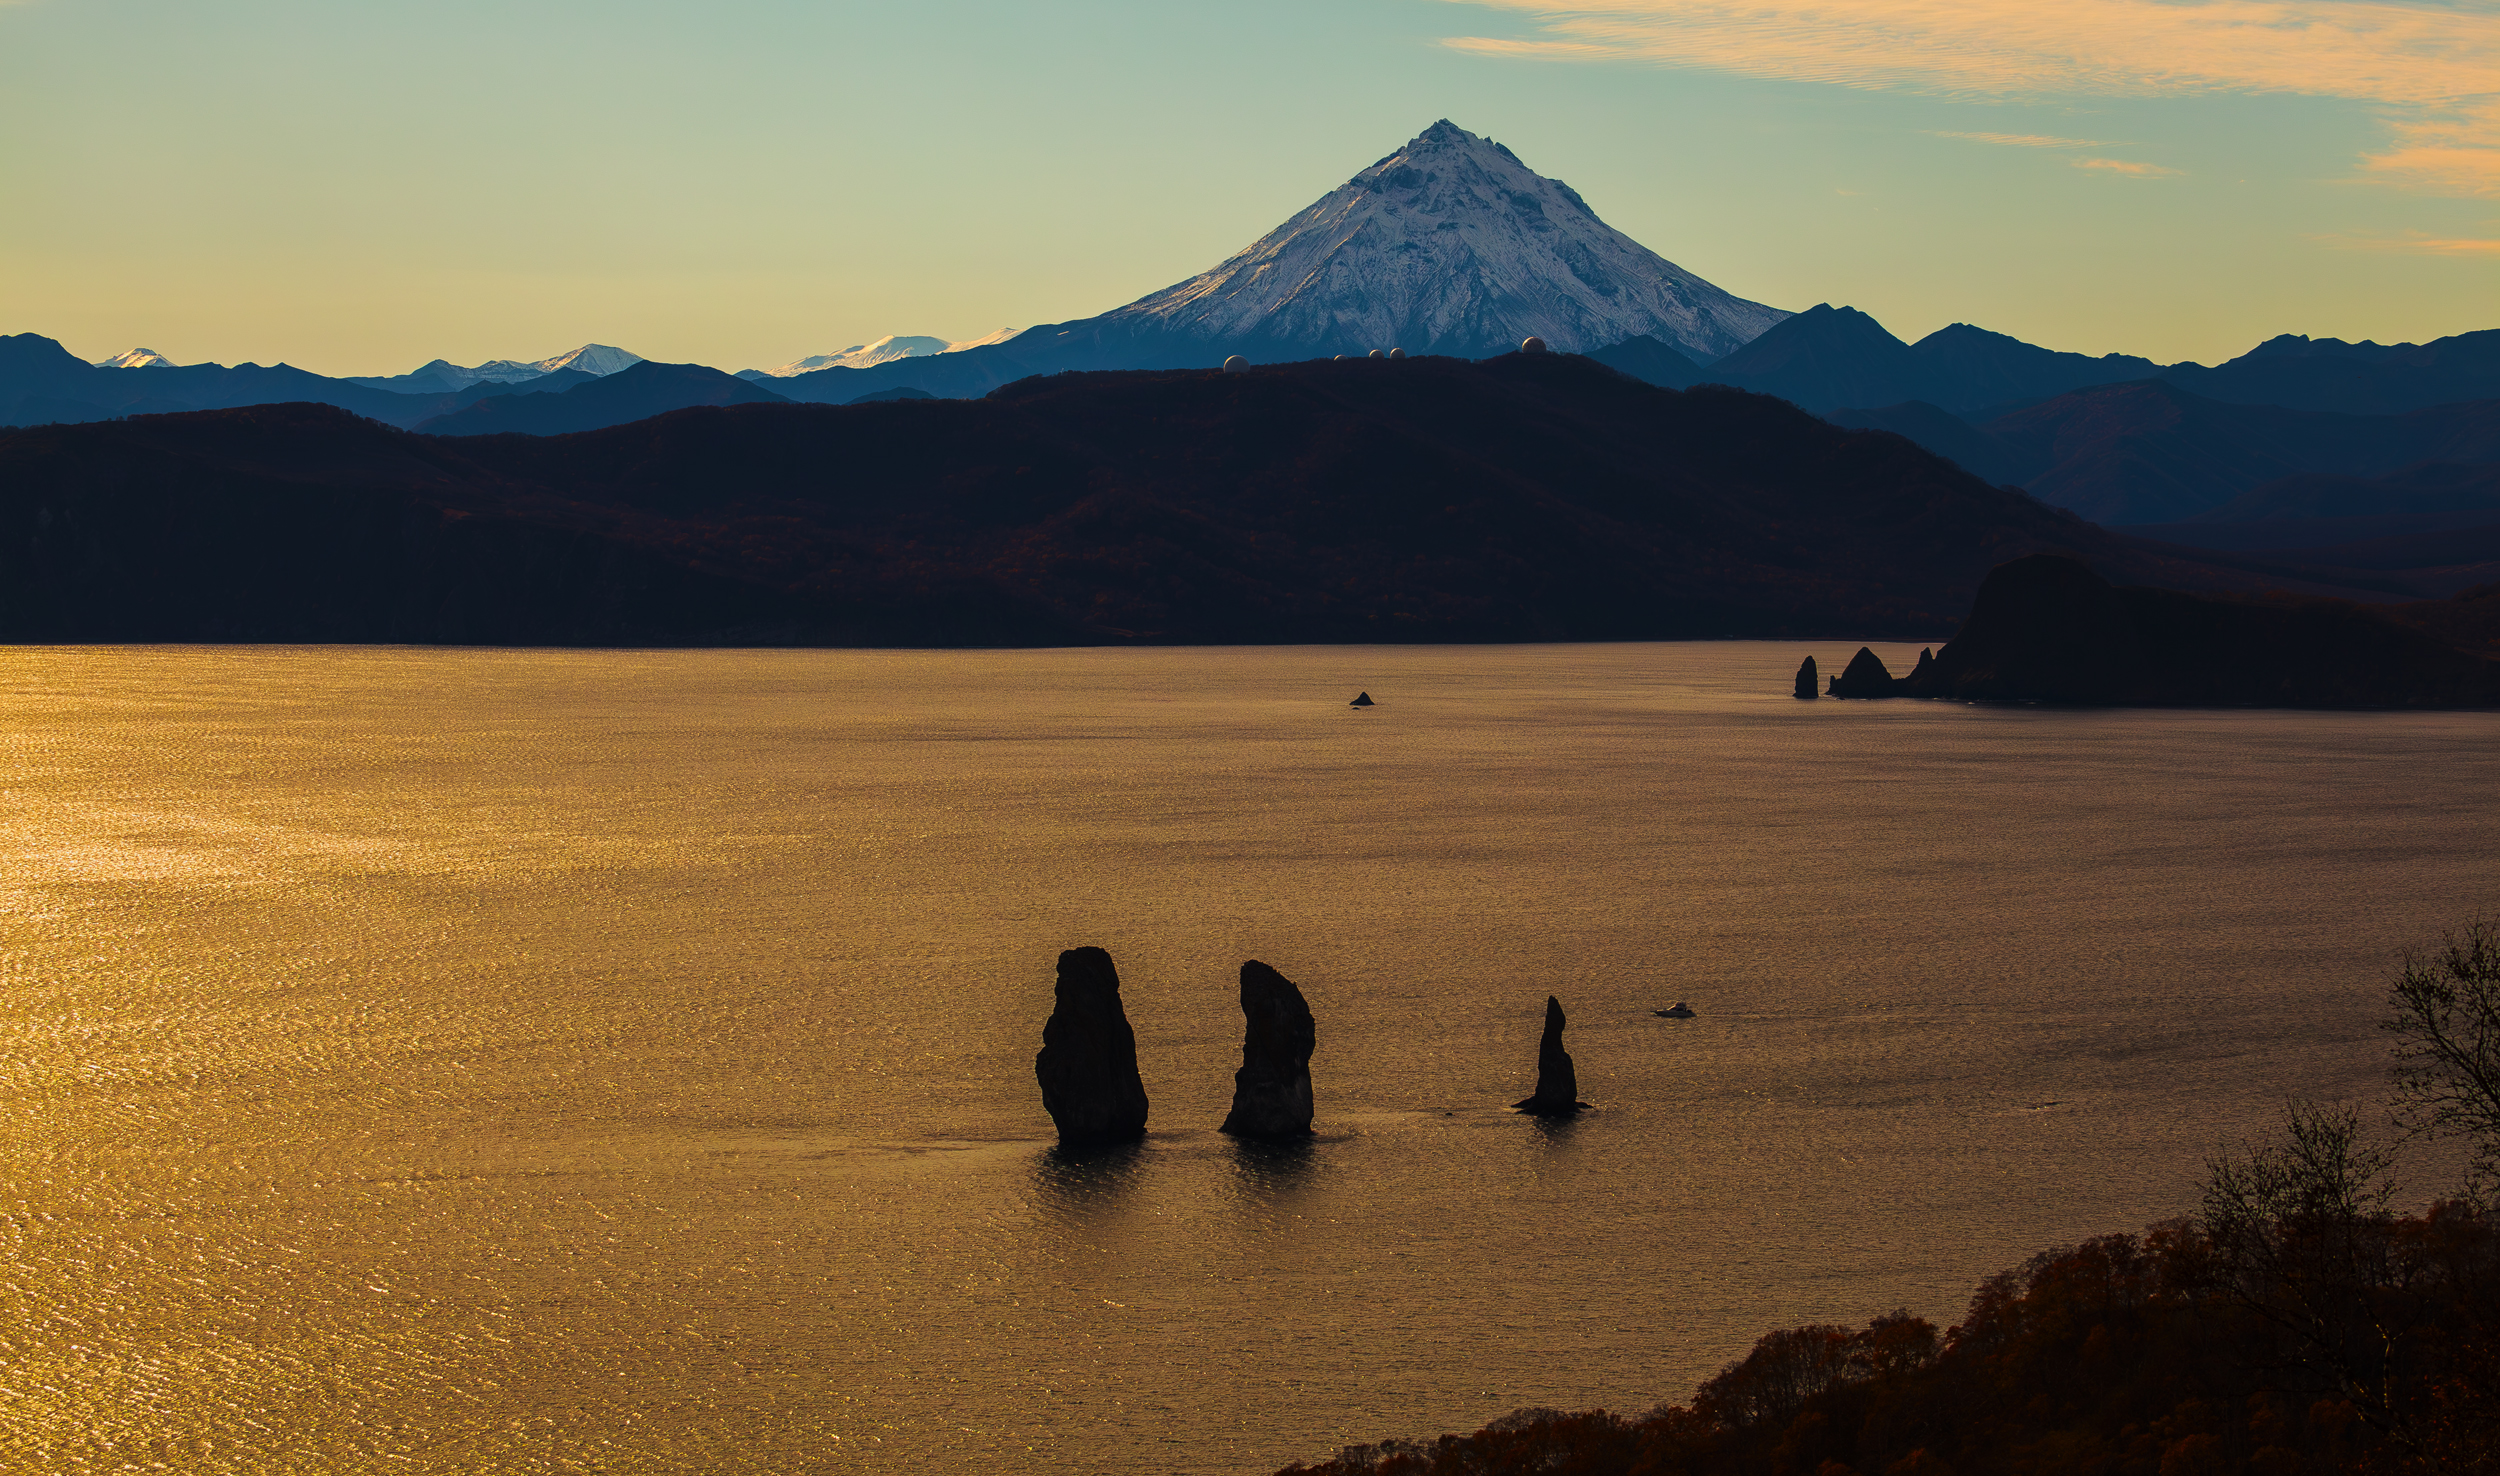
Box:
left=1896, top=554, right=2500, bottom=708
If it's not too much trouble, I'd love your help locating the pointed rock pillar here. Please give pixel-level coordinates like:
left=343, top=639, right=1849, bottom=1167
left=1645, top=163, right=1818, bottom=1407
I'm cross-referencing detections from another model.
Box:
left=1794, top=655, right=1819, bottom=699
left=1035, top=946, right=1151, bottom=1147
left=1513, top=995, right=1587, bottom=1115
left=1904, top=647, right=1938, bottom=694
left=1220, top=961, right=1317, bottom=1138
left=1829, top=646, right=1898, bottom=698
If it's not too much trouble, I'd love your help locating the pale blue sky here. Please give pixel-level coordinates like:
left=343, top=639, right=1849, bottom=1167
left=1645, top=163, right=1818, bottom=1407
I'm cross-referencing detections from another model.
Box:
left=3, top=0, right=2490, bottom=374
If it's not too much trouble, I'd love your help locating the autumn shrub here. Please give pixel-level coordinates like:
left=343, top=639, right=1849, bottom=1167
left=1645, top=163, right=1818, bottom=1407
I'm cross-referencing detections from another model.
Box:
left=1275, top=925, right=2500, bottom=1476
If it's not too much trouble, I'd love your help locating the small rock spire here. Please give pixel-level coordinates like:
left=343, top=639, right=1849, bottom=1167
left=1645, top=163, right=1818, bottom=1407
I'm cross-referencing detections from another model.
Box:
left=1512, top=995, right=1587, bottom=1115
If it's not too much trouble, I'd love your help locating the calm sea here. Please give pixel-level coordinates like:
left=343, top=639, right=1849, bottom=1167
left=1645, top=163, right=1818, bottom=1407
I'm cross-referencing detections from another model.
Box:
left=3, top=644, right=2491, bottom=1474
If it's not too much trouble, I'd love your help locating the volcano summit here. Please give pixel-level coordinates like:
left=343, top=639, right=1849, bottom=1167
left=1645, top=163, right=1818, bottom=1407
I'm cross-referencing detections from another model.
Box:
left=764, top=121, right=1788, bottom=402
left=1064, top=120, right=1784, bottom=363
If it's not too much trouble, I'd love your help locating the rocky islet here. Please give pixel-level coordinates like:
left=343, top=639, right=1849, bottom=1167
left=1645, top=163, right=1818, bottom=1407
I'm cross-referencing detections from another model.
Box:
left=1033, top=953, right=1606, bottom=1130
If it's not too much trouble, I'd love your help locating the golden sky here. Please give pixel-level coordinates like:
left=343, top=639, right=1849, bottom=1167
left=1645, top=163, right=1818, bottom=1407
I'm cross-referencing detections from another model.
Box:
left=2, top=0, right=2489, bottom=373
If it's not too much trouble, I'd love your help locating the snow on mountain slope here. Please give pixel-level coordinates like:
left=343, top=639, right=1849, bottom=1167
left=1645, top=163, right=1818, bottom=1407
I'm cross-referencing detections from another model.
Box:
left=1098, top=120, right=1784, bottom=361
left=531, top=344, right=641, bottom=377
left=750, top=336, right=951, bottom=377
left=943, top=327, right=1021, bottom=353
left=94, top=348, right=179, bottom=369
left=747, top=331, right=1025, bottom=378
left=349, top=345, right=643, bottom=392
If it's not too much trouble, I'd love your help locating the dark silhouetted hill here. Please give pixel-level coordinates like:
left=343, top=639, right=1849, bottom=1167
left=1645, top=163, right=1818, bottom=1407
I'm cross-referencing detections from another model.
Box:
left=2191, top=459, right=2500, bottom=523
left=2118, top=464, right=2500, bottom=579
left=1898, top=553, right=2500, bottom=706
left=445, top=366, right=598, bottom=405
left=414, top=362, right=792, bottom=436
left=1823, top=400, right=2036, bottom=487
left=0, top=353, right=2366, bottom=646
left=1908, top=322, right=2161, bottom=413
left=1585, top=334, right=1707, bottom=389
left=1844, top=384, right=2500, bottom=526
left=1704, top=311, right=2163, bottom=416
left=1701, top=305, right=1938, bottom=414
left=1989, top=384, right=2500, bottom=524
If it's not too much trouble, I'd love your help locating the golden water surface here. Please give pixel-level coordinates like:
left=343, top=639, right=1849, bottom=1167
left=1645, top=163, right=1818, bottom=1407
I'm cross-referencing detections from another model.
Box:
left=2, top=643, right=2493, bottom=1473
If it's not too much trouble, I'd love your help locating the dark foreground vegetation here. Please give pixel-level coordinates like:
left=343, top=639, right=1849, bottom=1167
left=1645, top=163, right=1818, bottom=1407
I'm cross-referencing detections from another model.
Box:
left=1280, top=925, right=2500, bottom=1476
left=0, top=353, right=2378, bottom=646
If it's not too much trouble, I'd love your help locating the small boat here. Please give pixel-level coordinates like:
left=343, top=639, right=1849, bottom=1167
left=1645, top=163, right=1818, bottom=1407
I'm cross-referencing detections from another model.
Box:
left=1654, top=1002, right=1696, bottom=1019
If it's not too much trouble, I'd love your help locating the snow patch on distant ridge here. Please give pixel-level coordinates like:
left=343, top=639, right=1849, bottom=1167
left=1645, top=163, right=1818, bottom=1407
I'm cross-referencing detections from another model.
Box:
left=94, top=348, right=179, bottom=369
left=530, top=347, right=640, bottom=377
left=942, top=326, right=1021, bottom=354
left=346, top=345, right=644, bottom=393
left=745, top=330, right=1025, bottom=378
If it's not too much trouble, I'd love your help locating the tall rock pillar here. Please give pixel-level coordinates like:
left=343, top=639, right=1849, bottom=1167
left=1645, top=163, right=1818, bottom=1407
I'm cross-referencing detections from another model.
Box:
left=1220, top=960, right=1317, bottom=1138
left=1035, top=946, right=1151, bottom=1147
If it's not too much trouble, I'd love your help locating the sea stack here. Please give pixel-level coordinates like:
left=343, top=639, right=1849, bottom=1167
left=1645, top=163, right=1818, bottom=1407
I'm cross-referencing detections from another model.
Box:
left=1512, top=995, right=1588, bottom=1115
left=1350, top=692, right=1376, bottom=707
left=1829, top=647, right=1898, bottom=698
left=1793, top=656, right=1818, bottom=699
left=1035, top=946, right=1151, bottom=1147
left=1219, top=961, right=1317, bottom=1138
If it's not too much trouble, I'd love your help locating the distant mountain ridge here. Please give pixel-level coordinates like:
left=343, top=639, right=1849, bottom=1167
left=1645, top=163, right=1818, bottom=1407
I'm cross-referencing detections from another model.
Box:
left=1693, top=308, right=2500, bottom=548
left=2161, top=332, right=2500, bottom=415
left=415, top=362, right=790, bottom=436
left=1689, top=305, right=2152, bottom=416
left=1833, top=382, right=2500, bottom=523
left=1677, top=307, right=2500, bottom=422
left=347, top=344, right=643, bottom=394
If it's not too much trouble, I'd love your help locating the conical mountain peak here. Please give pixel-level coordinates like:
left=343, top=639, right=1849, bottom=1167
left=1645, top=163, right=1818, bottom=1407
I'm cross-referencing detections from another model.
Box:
left=1101, top=120, right=1784, bottom=361
left=94, top=347, right=178, bottom=369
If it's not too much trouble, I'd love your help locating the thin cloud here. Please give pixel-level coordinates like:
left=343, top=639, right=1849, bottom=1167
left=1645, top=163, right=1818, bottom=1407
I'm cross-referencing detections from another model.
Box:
left=2315, top=228, right=2500, bottom=252
left=2072, top=157, right=2186, bottom=175
left=1932, top=130, right=2122, bottom=148
left=1441, top=0, right=2500, bottom=196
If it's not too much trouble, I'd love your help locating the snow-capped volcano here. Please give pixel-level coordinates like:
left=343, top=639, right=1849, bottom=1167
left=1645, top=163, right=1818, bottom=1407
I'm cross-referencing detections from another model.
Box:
left=94, top=348, right=179, bottom=369
left=1097, top=120, right=1783, bottom=361
left=755, top=123, right=1786, bottom=403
